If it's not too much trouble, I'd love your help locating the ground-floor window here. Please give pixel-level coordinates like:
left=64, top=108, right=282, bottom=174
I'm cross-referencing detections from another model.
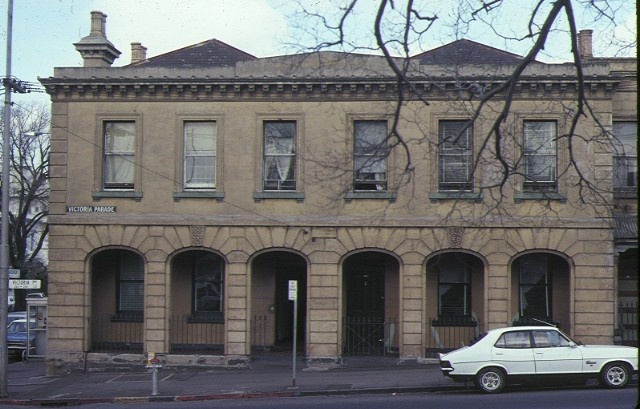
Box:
left=519, top=253, right=551, bottom=320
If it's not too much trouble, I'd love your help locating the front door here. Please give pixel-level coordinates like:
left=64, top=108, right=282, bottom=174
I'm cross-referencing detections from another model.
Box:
left=275, top=269, right=306, bottom=347
left=344, top=259, right=385, bottom=355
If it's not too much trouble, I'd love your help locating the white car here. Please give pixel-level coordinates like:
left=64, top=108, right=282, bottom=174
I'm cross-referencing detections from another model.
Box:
left=439, top=326, right=638, bottom=393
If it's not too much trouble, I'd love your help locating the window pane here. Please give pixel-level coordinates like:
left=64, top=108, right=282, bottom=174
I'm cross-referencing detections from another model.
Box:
left=439, top=283, right=468, bottom=316
left=194, top=254, right=224, bottom=312
left=439, top=121, right=472, bottom=190
left=263, top=121, right=296, bottom=191
left=523, top=121, right=556, bottom=191
left=118, top=252, right=144, bottom=312
left=104, top=156, right=135, bottom=185
left=519, top=255, right=550, bottom=318
left=440, top=121, right=471, bottom=151
left=437, top=256, right=471, bottom=317
left=613, top=122, right=638, bottom=156
left=104, top=121, right=135, bottom=188
left=119, top=282, right=144, bottom=311
left=525, top=155, right=556, bottom=181
left=354, top=121, right=387, bottom=191
left=184, top=122, right=216, bottom=188
left=613, top=122, right=637, bottom=190
left=441, top=155, right=472, bottom=183
left=496, top=331, right=531, bottom=348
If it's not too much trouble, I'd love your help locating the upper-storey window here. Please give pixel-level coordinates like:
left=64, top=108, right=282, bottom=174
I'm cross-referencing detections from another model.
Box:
left=613, top=121, right=637, bottom=191
left=263, top=121, right=296, bottom=191
left=184, top=121, right=216, bottom=189
left=354, top=120, right=387, bottom=191
left=103, top=121, right=135, bottom=190
left=523, top=121, right=557, bottom=192
left=439, top=120, right=473, bottom=191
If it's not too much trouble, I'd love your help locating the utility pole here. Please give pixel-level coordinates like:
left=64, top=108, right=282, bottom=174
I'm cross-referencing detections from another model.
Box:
left=1, top=0, right=15, bottom=398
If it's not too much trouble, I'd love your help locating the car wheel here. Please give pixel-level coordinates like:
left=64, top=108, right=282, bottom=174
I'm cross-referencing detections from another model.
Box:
left=601, top=362, right=630, bottom=388
left=476, top=367, right=506, bottom=393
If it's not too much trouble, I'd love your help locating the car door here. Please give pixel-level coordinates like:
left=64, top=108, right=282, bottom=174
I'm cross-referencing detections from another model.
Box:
left=492, top=330, right=536, bottom=374
left=532, top=329, right=583, bottom=374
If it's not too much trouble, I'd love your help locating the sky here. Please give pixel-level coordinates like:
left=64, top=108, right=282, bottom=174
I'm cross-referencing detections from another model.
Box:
left=0, top=0, right=636, bottom=106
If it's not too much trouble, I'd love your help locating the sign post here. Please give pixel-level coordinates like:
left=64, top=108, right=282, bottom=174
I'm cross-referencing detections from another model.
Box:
left=288, top=280, right=298, bottom=387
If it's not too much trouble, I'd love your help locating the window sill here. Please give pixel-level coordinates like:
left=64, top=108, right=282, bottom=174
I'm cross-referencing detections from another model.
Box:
left=514, top=192, right=566, bottom=203
left=432, top=317, right=478, bottom=327
left=429, top=191, right=482, bottom=203
left=614, top=190, right=637, bottom=199
left=187, top=312, right=224, bottom=323
left=110, top=313, right=143, bottom=323
left=93, top=191, right=143, bottom=201
left=512, top=317, right=558, bottom=327
left=173, top=191, right=225, bottom=202
left=253, top=191, right=305, bottom=202
left=344, top=192, right=396, bottom=203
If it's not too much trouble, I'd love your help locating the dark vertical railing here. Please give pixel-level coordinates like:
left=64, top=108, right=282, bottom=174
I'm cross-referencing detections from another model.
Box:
left=616, top=302, right=638, bottom=346
left=424, top=319, right=483, bottom=358
left=251, top=315, right=268, bottom=353
left=89, top=315, right=143, bottom=353
left=343, top=317, right=398, bottom=356
left=169, top=315, right=224, bottom=354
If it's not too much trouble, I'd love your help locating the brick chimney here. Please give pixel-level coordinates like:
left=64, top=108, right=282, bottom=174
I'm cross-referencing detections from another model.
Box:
left=74, top=11, right=121, bottom=67
left=577, top=29, right=593, bottom=59
left=131, top=42, right=148, bottom=64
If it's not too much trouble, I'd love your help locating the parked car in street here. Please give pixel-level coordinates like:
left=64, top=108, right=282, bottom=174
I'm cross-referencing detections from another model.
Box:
left=7, top=311, right=35, bottom=325
left=439, top=326, right=638, bottom=393
left=6, top=319, right=36, bottom=359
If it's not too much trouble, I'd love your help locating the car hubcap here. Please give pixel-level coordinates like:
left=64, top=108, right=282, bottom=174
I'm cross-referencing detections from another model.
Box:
left=482, top=373, right=500, bottom=390
left=607, top=367, right=625, bottom=385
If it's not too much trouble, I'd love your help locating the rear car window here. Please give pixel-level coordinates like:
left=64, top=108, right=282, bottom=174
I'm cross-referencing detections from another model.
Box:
left=494, top=331, right=531, bottom=348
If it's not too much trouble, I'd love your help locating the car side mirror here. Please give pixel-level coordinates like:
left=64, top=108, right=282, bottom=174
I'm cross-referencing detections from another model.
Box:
left=568, top=342, right=577, bottom=348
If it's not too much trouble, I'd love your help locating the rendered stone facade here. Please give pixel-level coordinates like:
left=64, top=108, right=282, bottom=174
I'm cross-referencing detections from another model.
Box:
left=40, top=12, right=637, bottom=373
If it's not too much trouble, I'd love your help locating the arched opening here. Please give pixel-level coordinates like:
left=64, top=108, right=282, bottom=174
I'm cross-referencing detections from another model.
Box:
left=170, top=250, right=226, bottom=354
left=425, top=252, right=485, bottom=356
left=90, top=248, right=144, bottom=353
left=251, top=251, right=307, bottom=354
left=342, top=251, right=399, bottom=356
left=511, top=252, right=570, bottom=330
left=616, top=247, right=638, bottom=346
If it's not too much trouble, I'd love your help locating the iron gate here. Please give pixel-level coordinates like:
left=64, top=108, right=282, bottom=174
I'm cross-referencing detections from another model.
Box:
left=344, top=316, right=397, bottom=356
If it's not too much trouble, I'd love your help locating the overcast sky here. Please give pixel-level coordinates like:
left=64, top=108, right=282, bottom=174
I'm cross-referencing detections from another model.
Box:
left=1, top=0, right=636, bottom=105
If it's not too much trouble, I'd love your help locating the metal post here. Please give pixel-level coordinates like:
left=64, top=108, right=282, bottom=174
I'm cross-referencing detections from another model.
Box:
left=151, top=367, right=159, bottom=396
left=292, top=297, right=297, bottom=388
left=0, top=0, right=15, bottom=398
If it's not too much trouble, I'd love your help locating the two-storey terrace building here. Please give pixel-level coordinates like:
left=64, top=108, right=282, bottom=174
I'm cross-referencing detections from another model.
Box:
left=40, top=12, right=637, bottom=373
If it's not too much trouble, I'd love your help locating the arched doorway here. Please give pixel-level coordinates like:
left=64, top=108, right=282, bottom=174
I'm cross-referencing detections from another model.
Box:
left=342, top=251, right=399, bottom=356
left=424, top=252, right=485, bottom=357
left=251, top=251, right=307, bottom=353
left=90, top=248, right=144, bottom=353
left=170, top=250, right=226, bottom=354
left=511, top=252, right=571, bottom=329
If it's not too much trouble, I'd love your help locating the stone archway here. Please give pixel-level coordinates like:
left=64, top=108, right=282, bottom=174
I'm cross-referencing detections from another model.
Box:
left=251, top=251, right=307, bottom=353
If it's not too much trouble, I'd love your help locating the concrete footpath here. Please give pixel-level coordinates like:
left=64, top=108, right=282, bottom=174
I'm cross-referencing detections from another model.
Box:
left=0, top=357, right=464, bottom=406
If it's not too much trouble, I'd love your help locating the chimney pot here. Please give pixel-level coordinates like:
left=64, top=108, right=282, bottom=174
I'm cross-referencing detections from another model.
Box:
left=74, top=10, right=121, bottom=67
left=90, top=11, right=107, bottom=37
left=131, top=42, right=148, bottom=64
left=578, top=29, right=593, bottom=59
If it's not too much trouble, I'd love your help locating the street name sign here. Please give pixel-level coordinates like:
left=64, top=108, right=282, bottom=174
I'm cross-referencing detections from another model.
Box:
left=8, top=279, right=41, bottom=289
